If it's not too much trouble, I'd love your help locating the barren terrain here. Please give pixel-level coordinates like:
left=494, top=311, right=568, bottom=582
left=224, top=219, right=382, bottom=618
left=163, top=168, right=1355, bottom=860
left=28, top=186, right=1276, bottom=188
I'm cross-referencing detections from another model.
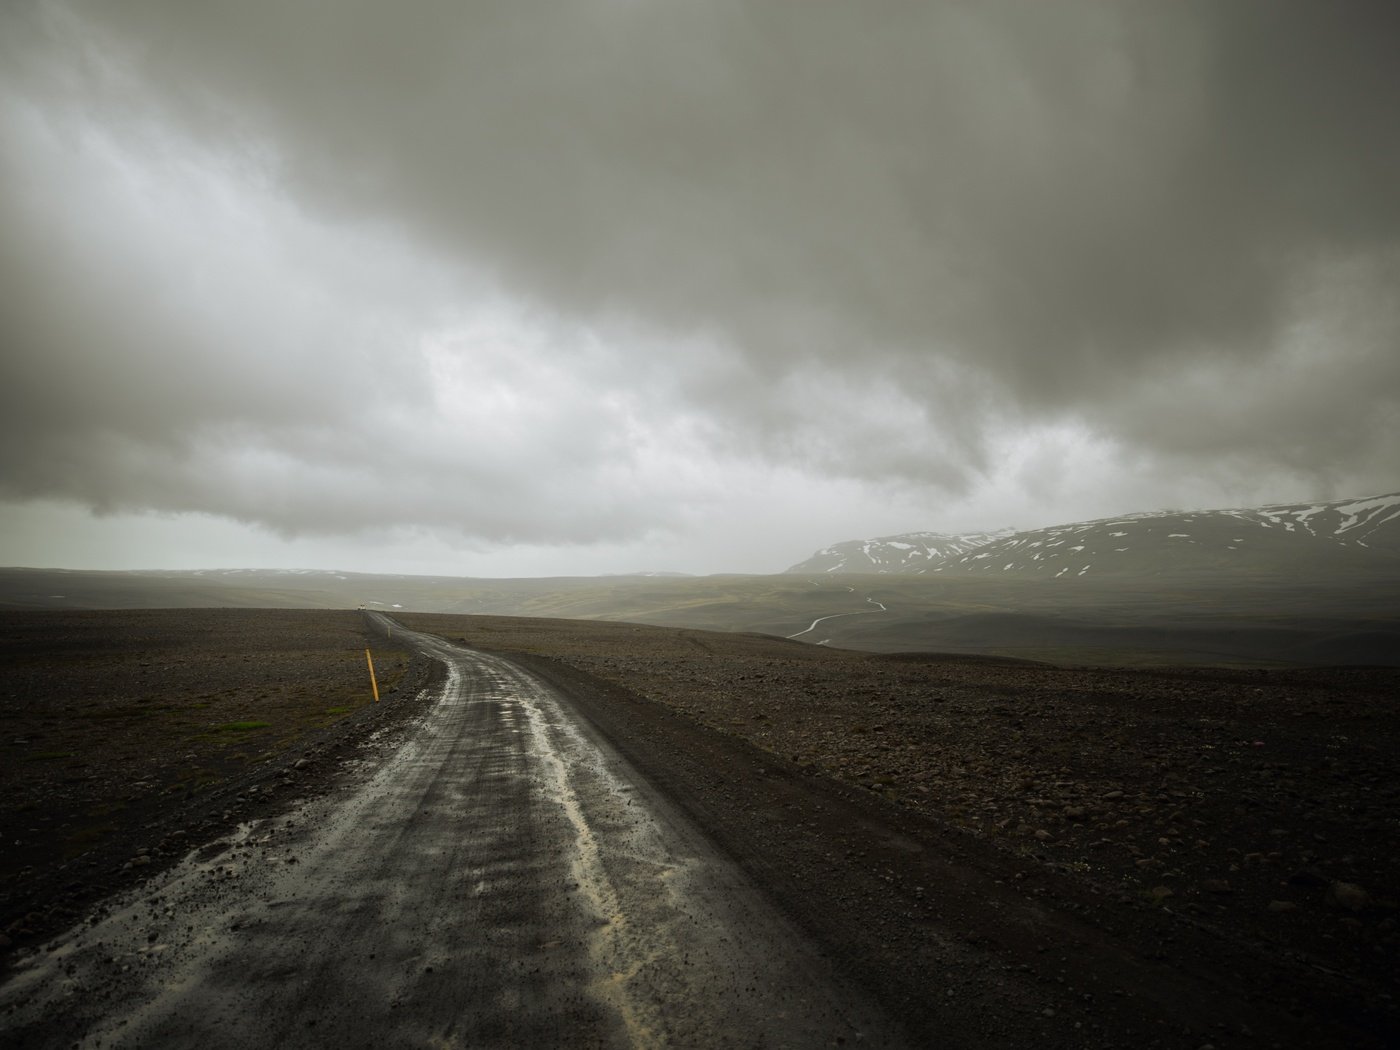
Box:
left=2, top=608, right=1397, bottom=1047
left=7, top=567, right=1399, bottom=668
left=0, top=610, right=423, bottom=952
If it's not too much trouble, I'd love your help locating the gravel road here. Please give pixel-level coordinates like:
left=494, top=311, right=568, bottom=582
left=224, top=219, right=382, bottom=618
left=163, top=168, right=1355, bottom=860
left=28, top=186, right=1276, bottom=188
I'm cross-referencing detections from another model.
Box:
left=0, top=614, right=903, bottom=1048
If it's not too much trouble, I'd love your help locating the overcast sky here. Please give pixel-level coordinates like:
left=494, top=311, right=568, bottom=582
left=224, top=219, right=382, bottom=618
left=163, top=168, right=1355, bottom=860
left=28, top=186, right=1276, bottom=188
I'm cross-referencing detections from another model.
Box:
left=3, top=2, right=1398, bottom=577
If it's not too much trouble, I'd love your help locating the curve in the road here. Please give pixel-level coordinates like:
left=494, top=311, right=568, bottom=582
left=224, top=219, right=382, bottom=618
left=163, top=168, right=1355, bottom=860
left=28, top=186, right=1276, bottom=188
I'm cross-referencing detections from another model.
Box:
left=786, top=595, right=888, bottom=641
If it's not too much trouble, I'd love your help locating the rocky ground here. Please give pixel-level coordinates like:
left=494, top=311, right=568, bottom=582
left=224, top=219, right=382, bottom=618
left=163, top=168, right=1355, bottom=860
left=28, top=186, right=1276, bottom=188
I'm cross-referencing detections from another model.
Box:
left=0, top=609, right=427, bottom=954
left=404, top=613, right=1400, bottom=1032
left=608, top=649, right=1399, bottom=970
left=2, top=608, right=1397, bottom=1047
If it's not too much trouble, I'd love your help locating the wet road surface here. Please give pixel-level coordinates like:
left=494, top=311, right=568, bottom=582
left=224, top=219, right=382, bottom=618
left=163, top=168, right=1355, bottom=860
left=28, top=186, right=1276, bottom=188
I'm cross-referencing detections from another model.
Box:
left=1, top=615, right=906, bottom=1048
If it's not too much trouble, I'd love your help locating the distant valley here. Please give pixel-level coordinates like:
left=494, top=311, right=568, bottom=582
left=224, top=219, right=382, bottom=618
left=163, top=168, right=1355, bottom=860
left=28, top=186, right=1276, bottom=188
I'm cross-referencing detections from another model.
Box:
left=3, top=492, right=1398, bottom=668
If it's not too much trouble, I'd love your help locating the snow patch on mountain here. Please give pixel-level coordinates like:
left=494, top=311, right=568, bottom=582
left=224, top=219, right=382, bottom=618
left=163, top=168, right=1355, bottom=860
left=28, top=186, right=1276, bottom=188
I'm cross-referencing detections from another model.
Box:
left=785, top=529, right=1016, bottom=575
left=930, top=492, right=1400, bottom=579
left=789, top=492, right=1400, bottom=578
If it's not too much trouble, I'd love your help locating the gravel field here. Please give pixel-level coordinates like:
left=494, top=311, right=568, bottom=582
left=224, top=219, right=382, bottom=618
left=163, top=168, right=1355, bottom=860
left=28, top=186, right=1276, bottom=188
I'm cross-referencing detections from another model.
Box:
left=3, top=608, right=1397, bottom=1047
left=404, top=613, right=1400, bottom=1031
left=0, top=609, right=422, bottom=955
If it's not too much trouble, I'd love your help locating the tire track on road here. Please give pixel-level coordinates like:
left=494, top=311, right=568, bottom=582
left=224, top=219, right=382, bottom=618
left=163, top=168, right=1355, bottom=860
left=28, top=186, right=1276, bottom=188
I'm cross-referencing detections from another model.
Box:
left=1, top=614, right=906, bottom=1049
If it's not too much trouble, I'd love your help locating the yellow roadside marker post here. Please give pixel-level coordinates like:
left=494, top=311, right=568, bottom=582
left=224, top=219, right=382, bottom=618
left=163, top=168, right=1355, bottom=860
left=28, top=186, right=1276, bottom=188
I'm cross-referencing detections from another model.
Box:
left=365, top=649, right=380, bottom=703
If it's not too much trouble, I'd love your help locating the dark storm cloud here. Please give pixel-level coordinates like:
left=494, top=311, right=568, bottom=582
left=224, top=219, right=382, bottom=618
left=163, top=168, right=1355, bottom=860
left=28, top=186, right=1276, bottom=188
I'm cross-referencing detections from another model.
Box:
left=2, top=0, right=1397, bottom=550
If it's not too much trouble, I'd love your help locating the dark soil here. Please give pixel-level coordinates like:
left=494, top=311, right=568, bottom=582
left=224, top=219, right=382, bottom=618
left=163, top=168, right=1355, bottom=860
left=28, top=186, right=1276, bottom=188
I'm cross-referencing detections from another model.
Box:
left=0, top=609, right=433, bottom=960
left=3, top=608, right=1398, bottom=1048
left=401, top=612, right=1400, bottom=1048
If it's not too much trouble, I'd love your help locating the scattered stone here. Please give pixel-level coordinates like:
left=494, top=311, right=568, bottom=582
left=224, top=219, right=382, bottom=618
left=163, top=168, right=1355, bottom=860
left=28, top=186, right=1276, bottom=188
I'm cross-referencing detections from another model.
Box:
left=1288, top=867, right=1327, bottom=889
left=1326, top=882, right=1369, bottom=912
left=7, top=606, right=1397, bottom=1048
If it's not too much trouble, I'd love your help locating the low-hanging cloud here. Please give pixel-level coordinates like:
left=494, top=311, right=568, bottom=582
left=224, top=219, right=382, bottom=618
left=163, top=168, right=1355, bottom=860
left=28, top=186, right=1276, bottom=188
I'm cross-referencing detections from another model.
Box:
left=2, top=0, right=1397, bottom=561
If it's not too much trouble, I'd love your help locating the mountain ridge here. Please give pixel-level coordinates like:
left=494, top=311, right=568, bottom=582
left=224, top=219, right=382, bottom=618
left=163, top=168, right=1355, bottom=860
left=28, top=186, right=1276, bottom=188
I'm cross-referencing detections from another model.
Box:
left=785, top=528, right=1018, bottom=575
left=786, top=491, right=1400, bottom=579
